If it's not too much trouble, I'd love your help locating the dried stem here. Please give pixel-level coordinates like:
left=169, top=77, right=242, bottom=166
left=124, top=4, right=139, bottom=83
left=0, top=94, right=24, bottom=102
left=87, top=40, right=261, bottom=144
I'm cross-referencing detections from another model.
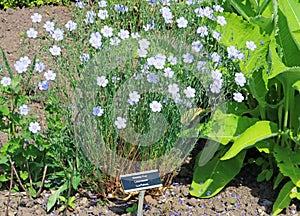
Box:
left=26, top=159, right=33, bottom=187
left=36, top=165, right=48, bottom=198
left=7, top=155, right=29, bottom=196
left=5, top=157, right=14, bottom=216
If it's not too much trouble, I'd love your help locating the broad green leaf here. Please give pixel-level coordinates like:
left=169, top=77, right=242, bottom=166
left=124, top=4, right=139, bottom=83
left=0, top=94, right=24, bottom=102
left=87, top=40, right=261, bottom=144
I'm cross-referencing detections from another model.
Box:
left=198, top=109, right=258, bottom=145
left=274, top=8, right=300, bottom=67
left=250, top=15, right=273, bottom=34
left=197, top=140, right=219, bottom=167
left=72, top=171, right=81, bottom=190
left=255, top=139, right=274, bottom=154
left=293, top=80, right=300, bottom=92
left=272, top=181, right=294, bottom=215
left=273, top=172, right=285, bottom=190
left=271, top=68, right=300, bottom=92
left=20, top=171, right=28, bottom=181
left=267, top=37, right=289, bottom=77
left=227, top=0, right=255, bottom=20
left=249, top=69, right=269, bottom=107
left=190, top=150, right=245, bottom=198
left=216, top=12, right=270, bottom=75
left=221, top=121, right=278, bottom=160
left=28, top=187, right=36, bottom=198
left=0, top=105, right=9, bottom=116
left=278, top=0, right=300, bottom=50
left=274, top=145, right=300, bottom=187
left=0, top=97, right=6, bottom=105
left=47, top=183, right=68, bottom=212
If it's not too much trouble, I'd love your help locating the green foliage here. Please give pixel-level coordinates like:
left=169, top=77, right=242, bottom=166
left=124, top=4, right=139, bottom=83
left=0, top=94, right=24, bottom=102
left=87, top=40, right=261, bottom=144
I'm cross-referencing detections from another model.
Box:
left=0, top=0, right=70, bottom=9
left=190, top=149, right=245, bottom=198
left=191, top=0, right=300, bottom=215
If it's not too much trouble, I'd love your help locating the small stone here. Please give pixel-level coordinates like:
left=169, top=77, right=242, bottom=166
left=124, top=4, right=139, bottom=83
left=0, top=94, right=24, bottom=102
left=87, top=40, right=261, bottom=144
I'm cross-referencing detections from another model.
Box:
left=144, top=195, right=157, bottom=205
left=181, top=186, right=190, bottom=196
left=187, top=198, right=198, bottom=207
left=79, top=197, right=89, bottom=207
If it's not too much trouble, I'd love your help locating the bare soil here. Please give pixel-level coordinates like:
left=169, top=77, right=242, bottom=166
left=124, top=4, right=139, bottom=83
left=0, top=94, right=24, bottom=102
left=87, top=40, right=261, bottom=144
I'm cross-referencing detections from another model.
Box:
left=0, top=5, right=299, bottom=216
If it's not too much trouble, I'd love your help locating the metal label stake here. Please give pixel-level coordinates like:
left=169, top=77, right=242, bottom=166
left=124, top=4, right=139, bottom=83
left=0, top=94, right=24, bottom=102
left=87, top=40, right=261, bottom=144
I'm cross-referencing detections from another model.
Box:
left=120, top=170, right=162, bottom=216
left=137, top=190, right=146, bottom=216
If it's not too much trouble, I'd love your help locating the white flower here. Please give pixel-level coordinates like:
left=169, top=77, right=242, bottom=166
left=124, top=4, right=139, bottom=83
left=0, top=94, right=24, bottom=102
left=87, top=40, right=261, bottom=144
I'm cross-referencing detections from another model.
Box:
left=203, top=6, right=214, bottom=19
left=183, top=53, right=194, bottom=63
left=246, top=41, right=257, bottom=51
left=227, top=46, right=244, bottom=60
left=137, top=49, right=148, bottom=58
left=128, top=91, right=140, bottom=105
left=168, top=56, right=178, bottom=65
left=76, top=1, right=85, bottom=8
left=233, top=92, right=244, bottom=102
left=27, top=28, right=38, bottom=39
left=211, top=69, right=222, bottom=80
left=14, top=61, right=28, bottom=74
left=184, top=86, right=196, bottom=98
left=156, top=53, right=167, bottom=62
left=20, top=56, right=31, bottom=66
left=211, top=52, right=221, bottom=63
left=101, top=26, right=113, bottom=37
left=118, top=29, right=130, bottom=40
left=1, top=77, right=11, bottom=87
left=98, top=9, right=109, bottom=20
left=197, top=26, right=208, bottom=37
left=114, top=117, right=127, bottom=129
left=49, top=45, right=61, bottom=56
left=34, top=62, right=46, bottom=72
left=44, top=70, right=56, bottom=81
left=210, top=79, right=223, bottom=93
left=29, top=122, right=41, bottom=133
left=89, top=32, right=102, bottom=49
left=194, top=7, right=204, bottom=17
left=213, top=5, right=224, bottom=12
left=14, top=56, right=31, bottom=74
left=96, top=76, right=108, bottom=87
left=98, top=0, right=107, bottom=7
left=43, top=21, right=55, bottom=32
left=131, top=32, right=140, bottom=39
left=85, top=10, right=96, bottom=24
left=197, top=61, right=208, bottom=72
left=93, top=106, right=104, bottom=116
left=51, top=28, right=64, bottom=41
left=153, top=58, right=165, bottom=70
left=31, top=13, right=42, bottom=23
left=65, top=20, right=77, bottom=31
left=138, top=39, right=150, bottom=49
left=80, top=53, right=90, bottom=63
left=34, top=62, right=46, bottom=73
left=172, top=92, right=181, bottom=103
left=235, top=72, right=246, bottom=87
left=168, top=83, right=179, bottom=95
left=163, top=67, right=174, bottom=78
left=160, top=7, right=173, bottom=23
left=237, top=51, right=244, bottom=60
left=150, top=101, right=162, bottom=112
left=176, top=17, right=188, bottom=28
left=212, top=30, right=222, bottom=41
left=192, top=41, right=203, bottom=53
left=19, top=104, right=30, bottom=116
left=110, top=37, right=121, bottom=46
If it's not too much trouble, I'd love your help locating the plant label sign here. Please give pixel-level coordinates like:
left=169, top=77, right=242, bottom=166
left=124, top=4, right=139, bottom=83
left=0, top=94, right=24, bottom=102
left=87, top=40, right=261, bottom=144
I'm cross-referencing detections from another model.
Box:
left=120, top=170, right=162, bottom=193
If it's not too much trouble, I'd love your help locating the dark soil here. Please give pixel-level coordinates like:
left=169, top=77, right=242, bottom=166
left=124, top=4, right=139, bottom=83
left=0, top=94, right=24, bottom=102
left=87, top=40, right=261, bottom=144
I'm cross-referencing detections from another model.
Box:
left=0, top=5, right=299, bottom=216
